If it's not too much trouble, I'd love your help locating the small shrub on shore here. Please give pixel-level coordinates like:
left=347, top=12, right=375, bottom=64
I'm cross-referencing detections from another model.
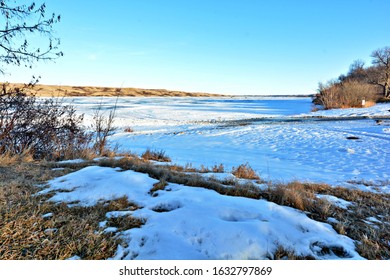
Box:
left=124, top=127, right=134, bottom=133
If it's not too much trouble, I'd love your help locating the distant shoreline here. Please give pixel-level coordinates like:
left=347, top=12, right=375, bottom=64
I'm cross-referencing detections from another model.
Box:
left=8, top=83, right=314, bottom=98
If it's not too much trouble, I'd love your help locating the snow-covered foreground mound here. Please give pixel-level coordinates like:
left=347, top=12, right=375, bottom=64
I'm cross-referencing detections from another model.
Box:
left=40, top=166, right=364, bottom=260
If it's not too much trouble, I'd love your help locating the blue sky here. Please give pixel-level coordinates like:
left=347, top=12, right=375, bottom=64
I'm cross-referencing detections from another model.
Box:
left=4, top=0, right=390, bottom=95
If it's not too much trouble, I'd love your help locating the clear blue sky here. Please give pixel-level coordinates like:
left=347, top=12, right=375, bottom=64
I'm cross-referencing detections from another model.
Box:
left=5, top=0, right=390, bottom=95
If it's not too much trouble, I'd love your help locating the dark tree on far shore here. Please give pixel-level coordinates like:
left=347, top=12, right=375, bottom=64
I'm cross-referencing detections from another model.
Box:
left=368, top=47, right=390, bottom=98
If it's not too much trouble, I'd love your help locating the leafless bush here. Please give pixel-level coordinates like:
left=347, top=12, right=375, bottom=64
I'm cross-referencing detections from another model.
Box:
left=0, top=83, right=91, bottom=160
left=91, top=99, right=117, bottom=156
left=314, top=80, right=379, bottom=109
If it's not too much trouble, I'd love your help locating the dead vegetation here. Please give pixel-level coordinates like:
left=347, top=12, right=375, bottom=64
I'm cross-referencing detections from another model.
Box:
left=314, top=80, right=380, bottom=110
left=0, top=83, right=121, bottom=162
left=0, top=161, right=142, bottom=260
left=141, top=148, right=171, bottom=162
left=232, top=163, right=260, bottom=180
left=1, top=154, right=389, bottom=259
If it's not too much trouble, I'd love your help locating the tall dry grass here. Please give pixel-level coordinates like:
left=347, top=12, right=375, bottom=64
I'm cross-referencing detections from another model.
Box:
left=232, top=163, right=260, bottom=180
left=0, top=162, right=142, bottom=260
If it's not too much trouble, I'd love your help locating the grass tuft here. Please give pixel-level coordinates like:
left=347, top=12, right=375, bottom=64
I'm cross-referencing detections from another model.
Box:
left=232, top=163, right=260, bottom=180
left=141, top=149, right=171, bottom=162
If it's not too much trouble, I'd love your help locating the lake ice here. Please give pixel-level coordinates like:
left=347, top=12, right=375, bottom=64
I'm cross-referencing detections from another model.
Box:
left=64, top=96, right=389, bottom=193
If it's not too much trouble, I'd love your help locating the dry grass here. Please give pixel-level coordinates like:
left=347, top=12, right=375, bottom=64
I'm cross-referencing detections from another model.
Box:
left=106, top=215, right=145, bottom=232
left=149, top=179, right=168, bottom=196
left=263, top=181, right=390, bottom=259
left=1, top=156, right=389, bottom=259
left=0, top=162, right=142, bottom=260
left=141, top=149, right=171, bottom=162
left=271, top=246, right=315, bottom=260
left=166, top=163, right=225, bottom=173
left=0, top=149, right=34, bottom=166
left=232, top=163, right=260, bottom=180
left=199, top=164, right=225, bottom=173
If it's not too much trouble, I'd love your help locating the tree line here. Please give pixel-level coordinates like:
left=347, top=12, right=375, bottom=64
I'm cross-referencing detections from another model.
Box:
left=314, top=46, right=390, bottom=109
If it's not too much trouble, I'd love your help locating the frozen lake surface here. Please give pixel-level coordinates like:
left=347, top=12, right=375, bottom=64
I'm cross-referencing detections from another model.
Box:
left=65, top=96, right=390, bottom=193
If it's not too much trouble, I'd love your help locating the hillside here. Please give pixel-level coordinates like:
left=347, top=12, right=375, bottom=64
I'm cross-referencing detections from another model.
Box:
left=11, top=84, right=224, bottom=97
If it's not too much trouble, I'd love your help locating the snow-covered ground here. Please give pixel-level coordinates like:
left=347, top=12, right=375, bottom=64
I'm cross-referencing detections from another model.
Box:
left=41, top=97, right=390, bottom=260
left=65, top=96, right=390, bottom=193
left=41, top=165, right=363, bottom=260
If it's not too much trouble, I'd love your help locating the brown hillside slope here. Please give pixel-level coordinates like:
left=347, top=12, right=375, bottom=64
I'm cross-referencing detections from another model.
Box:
left=9, top=84, right=224, bottom=97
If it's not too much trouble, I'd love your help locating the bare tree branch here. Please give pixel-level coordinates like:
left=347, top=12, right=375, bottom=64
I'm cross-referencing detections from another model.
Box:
left=370, top=47, right=390, bottom=98
left=0, top=0, right=62, bottom=74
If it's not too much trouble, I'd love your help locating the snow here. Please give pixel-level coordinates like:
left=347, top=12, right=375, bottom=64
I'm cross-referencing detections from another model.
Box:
left=57, top=158, right=86, bottom=165
left=40, top=97, right=390, bottom=260
left=316, top=194, right=353, bottom=209
left=41, top=166, right=363, bottom=260
left=63, top=96, right=389, bottom=193
left=41, top=213, right=54, bottom=219
left=40, top=166, right=157, bottom=207
left=366, top=216, right=381, bottom=224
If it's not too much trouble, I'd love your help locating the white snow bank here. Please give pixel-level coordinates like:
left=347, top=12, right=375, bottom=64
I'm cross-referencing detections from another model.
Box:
left=41, top=166, right=364, bottom=260
left=303, top=103, right=390, bottom=118
left=40, top=166, right=158, bottom=207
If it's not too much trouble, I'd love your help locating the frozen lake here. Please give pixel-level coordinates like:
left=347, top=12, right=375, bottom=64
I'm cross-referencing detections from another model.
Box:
left=65, top=96, right=390, bottom=193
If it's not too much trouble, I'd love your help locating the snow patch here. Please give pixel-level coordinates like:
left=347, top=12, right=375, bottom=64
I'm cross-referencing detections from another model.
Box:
left=41, top=166, right=364, bottom=260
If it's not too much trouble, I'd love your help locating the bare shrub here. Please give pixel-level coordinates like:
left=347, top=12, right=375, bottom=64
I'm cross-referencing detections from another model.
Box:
left=231, top=163, right=260, bottom=180
left=314, top=80, right=380, bottom=109
left=339, top=81, right=379, bottom=108
left=0, top=83, right=91, bottom=160
left=91, top=99, right=117, bottom=156
left=314, top=80, right=342, bottom=109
